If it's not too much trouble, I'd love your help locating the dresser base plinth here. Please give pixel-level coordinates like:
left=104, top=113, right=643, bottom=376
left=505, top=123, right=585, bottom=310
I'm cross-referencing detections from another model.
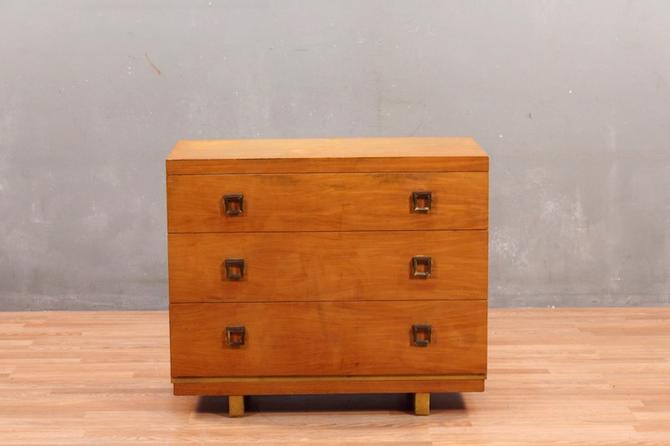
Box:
left=173, top=376, right=484, bottom=416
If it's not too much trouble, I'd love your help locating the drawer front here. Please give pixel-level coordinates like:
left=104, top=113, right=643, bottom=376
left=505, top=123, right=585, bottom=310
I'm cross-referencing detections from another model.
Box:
left=167, top=172, right=487, bottom=232
left=170, top=301, right=487, bottom=377
left=168, top=231, right=487, bottom=302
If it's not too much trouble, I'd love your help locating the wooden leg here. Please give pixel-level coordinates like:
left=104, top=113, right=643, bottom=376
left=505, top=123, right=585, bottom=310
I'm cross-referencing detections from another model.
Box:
left=414, top=392, right=430, bottom=416
left=228, top=395, right=245, bottom=417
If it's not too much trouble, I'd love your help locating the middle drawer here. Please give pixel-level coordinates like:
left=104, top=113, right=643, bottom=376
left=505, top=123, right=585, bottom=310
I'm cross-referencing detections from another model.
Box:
left=168, top=231, right=487, bottom=302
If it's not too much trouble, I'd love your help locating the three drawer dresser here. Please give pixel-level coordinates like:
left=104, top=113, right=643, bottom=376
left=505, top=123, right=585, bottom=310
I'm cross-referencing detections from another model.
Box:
left=166, top=137, right=489, bottom=416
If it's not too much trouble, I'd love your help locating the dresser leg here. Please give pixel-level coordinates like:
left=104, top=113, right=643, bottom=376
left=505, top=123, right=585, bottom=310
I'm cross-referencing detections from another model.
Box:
left=414, top=393, right=430, bottom=416
left=228, top=395, right=245, bottom=417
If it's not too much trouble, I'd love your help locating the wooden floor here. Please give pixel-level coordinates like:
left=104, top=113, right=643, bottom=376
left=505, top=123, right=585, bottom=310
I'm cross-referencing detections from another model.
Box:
left=1, top=308, right=669, bottom=445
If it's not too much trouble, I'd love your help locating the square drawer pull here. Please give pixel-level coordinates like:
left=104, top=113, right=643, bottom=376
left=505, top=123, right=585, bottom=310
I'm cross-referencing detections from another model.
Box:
left=411, top=191, right=432, bottom=213
left=222, top=193, right=244, bottom=216
left=411, top=255, right=432, bottom=279
left=224, top=258, right=245, bottom=281
left=411, top=324, right=432, bottom=347
left=225, top=326, right=246, bottom=347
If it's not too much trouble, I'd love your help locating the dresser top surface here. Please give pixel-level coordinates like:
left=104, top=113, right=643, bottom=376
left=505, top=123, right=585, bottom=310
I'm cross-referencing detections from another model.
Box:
left=166, top=137, right=488, bottom=174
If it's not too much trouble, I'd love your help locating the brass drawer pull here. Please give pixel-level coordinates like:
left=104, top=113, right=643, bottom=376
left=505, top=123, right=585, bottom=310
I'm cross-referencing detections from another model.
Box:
left=224, top=258, right=245, bottom=281
left=225, top=326, right=246, bottom=347
left=410, top=255, right=432, bottom=279
left=411, top=324, right=432, bottom=347
left=222, top=193, right=244, bottom=216
left=411, top=191, right=432, bottom=213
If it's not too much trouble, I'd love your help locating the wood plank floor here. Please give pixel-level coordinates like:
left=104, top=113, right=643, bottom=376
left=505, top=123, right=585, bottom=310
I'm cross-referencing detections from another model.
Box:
left=0, top=308, right=669, bottom=445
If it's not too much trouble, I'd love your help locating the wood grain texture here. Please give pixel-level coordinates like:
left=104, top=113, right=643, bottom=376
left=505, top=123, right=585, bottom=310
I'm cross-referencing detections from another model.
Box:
left=167, top=172, right=488, bottom=232
left=168, top=231, right=488, bottom=302
left=1, top=308, right=669, bottom=444
left=166, top=137, right=489, bottom=174
left=173, top=378, right=484, bottom=396
left=172, top=374, right=485, bottom=383
left=169, top=301, right=487, bottom=377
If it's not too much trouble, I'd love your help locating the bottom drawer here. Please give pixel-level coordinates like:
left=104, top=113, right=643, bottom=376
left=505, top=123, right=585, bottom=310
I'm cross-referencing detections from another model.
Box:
left=170, top=301, right=487, bottom=378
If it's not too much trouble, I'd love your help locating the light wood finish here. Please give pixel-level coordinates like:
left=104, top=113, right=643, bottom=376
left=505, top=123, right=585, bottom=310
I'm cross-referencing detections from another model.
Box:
left=168, top=231, right=487, bottom=302
left=167, top=172, right=488, bottom=233
left=169, top=301, right=487, bottom=377
left=165, top=137, right=488, bottom=415
left=166, top=137, right=489, bottom=174
left=228, top=395, right=244, bottom=417
left=414, top=393, right=430, bottom=416
left=2, top=308, right=669, bottom=444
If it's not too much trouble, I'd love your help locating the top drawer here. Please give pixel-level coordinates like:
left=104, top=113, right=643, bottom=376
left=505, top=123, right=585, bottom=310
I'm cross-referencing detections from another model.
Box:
left=167, top=172, right=488, bottom=233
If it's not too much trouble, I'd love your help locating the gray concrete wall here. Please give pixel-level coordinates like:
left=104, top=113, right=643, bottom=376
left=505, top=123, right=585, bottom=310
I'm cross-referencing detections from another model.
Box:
left=1, top=0, right=669, bottom=310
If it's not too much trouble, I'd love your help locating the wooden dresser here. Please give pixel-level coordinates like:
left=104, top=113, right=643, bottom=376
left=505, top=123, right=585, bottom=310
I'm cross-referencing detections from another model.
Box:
left=166, top=137, right=488, bottom=416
